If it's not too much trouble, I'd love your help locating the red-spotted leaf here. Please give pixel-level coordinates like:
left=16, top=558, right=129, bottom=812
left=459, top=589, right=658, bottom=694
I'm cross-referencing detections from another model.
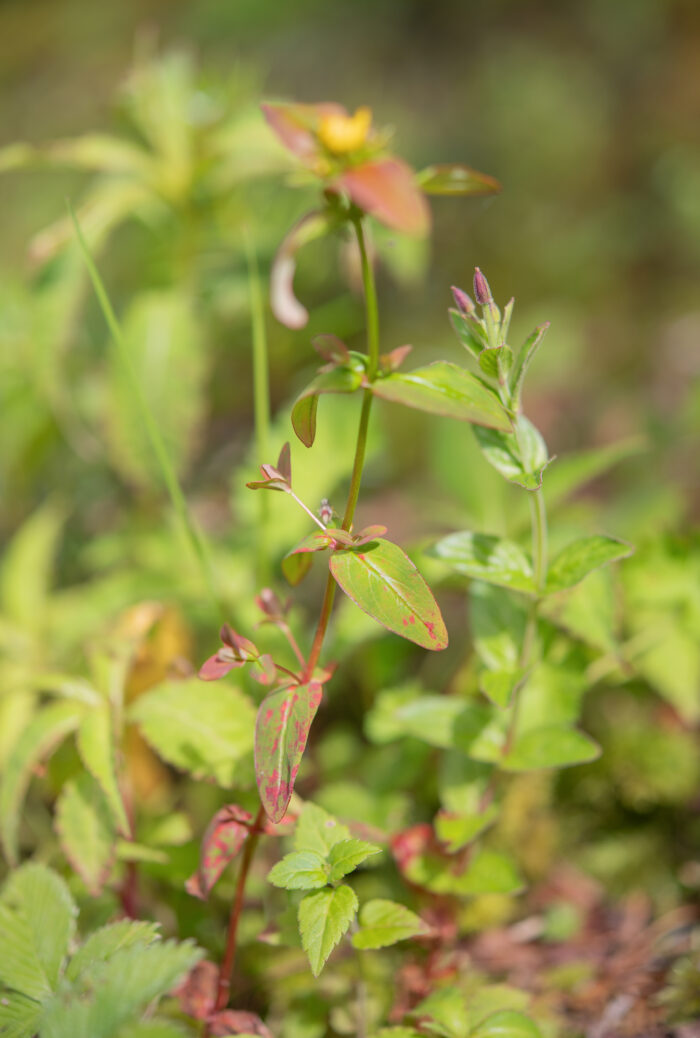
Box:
left=329, top=539, right=448, bottom=650
left=174, top=959, right=218, bottom=1019
left=185, top=804, right=253, bottom=900
left=338, top=157, right=430, bottom=236
left=417, top=163, right=501, bottom=196
left=370, top=362, right=511, bottom=431
left=292, top=366, right=364, bottom=447
left=255, top=682, right=324, bottom=823
left=282, top=531, right=334, bottom=585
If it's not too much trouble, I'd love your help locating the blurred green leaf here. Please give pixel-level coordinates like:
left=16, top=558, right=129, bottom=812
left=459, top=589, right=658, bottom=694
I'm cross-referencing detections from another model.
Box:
left=352, top=898, right=429, bottom=949
left=430, top=531, right=535, bottom=593
left=473, top=417, right=549, bottom=491
left=55, top=773, right=117, bottom=895
left=502, top=726, right=600, bottom=771
left=77, top=704, right=130, bottom=834
left=545, top=535, right=632, bottom=594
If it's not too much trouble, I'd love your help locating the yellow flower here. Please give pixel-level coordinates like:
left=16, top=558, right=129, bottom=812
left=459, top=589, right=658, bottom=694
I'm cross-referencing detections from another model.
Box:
left=317, top=106, right=372, bottom=154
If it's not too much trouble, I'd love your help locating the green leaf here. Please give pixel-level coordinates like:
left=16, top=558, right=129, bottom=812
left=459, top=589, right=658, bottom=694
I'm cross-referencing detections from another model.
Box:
left=542, top=438, right=644, bottom=510
left=0, top=701, right=85, bottom=864
left=435, top=804, right=499, bottom=853
left=430, top=532, right=535, bottom=594
left=77, top=705, right=130, bottom=834
left=330, top=539, right=448, bottom=650
left=508, top=323, right=549, bottom=411
left=106, top=291, right=208, bottom=488
left=0, top=991, right=43, bottom=1038
left=40, top=939, right=203, bottom=1038
left=391, top=696, right=466, bottom=749
left=298, top=885, right=358, bottom=977
left=352, top=899, right=429, bottom=950
left=282, top=531, right=332, bottom=586
left=470, top=1010, right=542, bottom=1038
left=502, top=726, right=601, bottom=772
left=375, top=1030, right=423, bottom=1038
left=0, top=864, right=76, bottom=999
left=450, top=850, right=523, bottom=896
left=473, top=416, right=549, bottom=491
left=128, top=679, right=255, bottom=787
left=478, top=345, right=513, bottom=380
left=65, top=921, right=160, bottom=982
left=470, top=583, right=527, bottom=673
left=371, top=362, right=511, bottom=431
left=412, top=988, right=468, bottom=1038
left=327, top=839, right=381, bottom=881
left=480, top=668, right=526, bottom=709
left=55, top=774, right=117, bottom=894
left=416, top=163, right=501, bottom=196
left=545, top=535, right=633, bottom=594
left=255, top=681, right=323, bottom=823
left=0, top=502, right=64, bottom=630
left=293, top=802, right=351, bottom=856
left=449, top=308, right=487, bottom=361
left=291, top=366, right=364, bottom=447
left=268, top=850, right=329, bottom=890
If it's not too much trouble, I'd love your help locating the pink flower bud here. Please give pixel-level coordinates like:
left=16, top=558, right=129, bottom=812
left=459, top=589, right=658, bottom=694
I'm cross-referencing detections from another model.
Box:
left=473, top=267, right=492, bottom=305
left=451, top=286, right=475, bottom=314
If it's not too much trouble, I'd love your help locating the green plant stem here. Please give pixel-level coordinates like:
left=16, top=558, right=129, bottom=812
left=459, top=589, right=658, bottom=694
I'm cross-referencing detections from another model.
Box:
left=215, top=805, right=266, bottom=1013
left=246, top=230, right=272, bottom=586
left=69, top=204, right=225, bottom=624
left=303, top=217, right=380, bottom=679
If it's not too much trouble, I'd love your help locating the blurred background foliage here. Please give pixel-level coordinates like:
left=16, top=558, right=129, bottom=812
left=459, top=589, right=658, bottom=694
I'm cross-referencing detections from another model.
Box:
left=0, top=0, right=699, bottom=1029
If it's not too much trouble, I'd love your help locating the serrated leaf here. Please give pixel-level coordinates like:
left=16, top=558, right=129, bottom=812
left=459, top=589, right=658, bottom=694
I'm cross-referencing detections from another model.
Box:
left=351, top=899, right=429, bottom=950
left=473, top=416, right=549, bottom=491
left=185, top=804, right=252, bottom=900
left=298, top=885, right=358, bottom=976
left=128, top=679, right=255, bottom=787
left=371, top=362, right=510, bottom=431
left=291, top=367, right=364, bottom=447
left=545, top=535, right=633, bottom=594
left=327, top=839, right=381, bottom=881
left=0, top=702, right=84, bottom=864
left=470, top=1010, right=542, bottom=1038
left=106, top=292, right=207, bottom=488
left=294, top=802, right=351, bottom=855
left=41, top=939, right=203, bottom=1038
left=502, top=726, right=600, bottom=772
left=330, top=539, right=448, bottom=650
left=66, top=921, right=160, bottom=982
left=55, top=773, right=117, bottom=894
left=435, top=804, right=499, bottom=853
left=0, top=864, right=76, bottom=999
left=417, top=163, right=501, bottom=197
left=268, top=850, right=329, bottom=890
left=430, top=532, right=535, bottom=594
left=255, top=681, right=323, bottom=823
left=77, top=704, right=130, bottom=834
left=0, top=991, right=43, bottom=1038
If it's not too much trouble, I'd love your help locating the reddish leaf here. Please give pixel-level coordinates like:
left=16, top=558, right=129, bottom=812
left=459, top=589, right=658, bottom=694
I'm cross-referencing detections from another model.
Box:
left=329, top=539, right=448, bottom=650
left=261, top=101, right=345, bottom=162
left=282, top=531, right=333, bottom=586
left=379, top=344, right=413, bottom=373
left=174, top=959, right=218, bottom=1020
left=313, top=334, right=351, bottom=365
left=270, top=209, right=334, bottom=329
left=291, top=366, right=364, bottom=447
left=416, top=163, right=501, bottom=196
left=185, top=804, right=252, bottom=900
left=255, top=681, right=324, bottom=823
left=338, top=157, right=431, bottom=235
left=209, top=1009, right=273, bottom=1037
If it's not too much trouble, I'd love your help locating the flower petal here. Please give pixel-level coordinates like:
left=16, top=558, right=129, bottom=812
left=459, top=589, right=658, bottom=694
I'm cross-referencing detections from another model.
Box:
left=339, top=157, right=431, bottom=235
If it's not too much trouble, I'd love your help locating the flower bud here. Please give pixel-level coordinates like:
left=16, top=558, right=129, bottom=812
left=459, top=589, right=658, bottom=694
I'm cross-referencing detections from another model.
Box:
left=451, top=286, right=475, bottom=314
left=319, top=498, right=334, bottom=525
left=473, top=267, right=492, bottom=306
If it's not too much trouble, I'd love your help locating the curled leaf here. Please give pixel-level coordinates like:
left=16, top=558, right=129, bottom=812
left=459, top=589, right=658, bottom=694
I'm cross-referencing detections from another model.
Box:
left=282, top=532, right=334, bottom=586
left=291, top=366, right=364, bottom=447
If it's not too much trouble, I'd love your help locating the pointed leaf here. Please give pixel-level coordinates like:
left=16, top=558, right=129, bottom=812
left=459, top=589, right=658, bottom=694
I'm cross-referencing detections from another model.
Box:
left=330, top=539, right=448, bottom=650
left=508, top=324, right=549, bottom=410
left=298, top=885, right=358, bottom=976
left=185, top=805, right=252, bottom=900
left=77, top=704, right=130, bottom=835
left=255, top=681, right=324, bottom=823
left=471, top=1011, right=542, bottom=1038
left=66, top=921, right=161, bottom=982
left=338, top=157, right=430, bottom=235
left=502, top=726, right=601, bottom=772
left=417, top=163, right=501, bottom=196
left=282, top=531, right=333, bottom=585
left=0, top=701, right=84, bottom=864
left=0, top=864, right=76, bottom=999
left=430, top=532, right=535, bottom=593
left=371, top=362, right=510, bottom=431
left=291, top=366, right=364, bottom=447
left=327, top=838, right=381, bottom=881
left=267, top=850, right=329, bottom=890
left=449, top=308, right=488, bottom=361
left=473, top=416, right=549, bottom=490
left=128, top=679, right=255, bottom=787
left=545, top=535, right=633, bottom=594
left=351, top=899, right=429, bottom=950
left=293, top=802, right=351, bottom=855
left=55, top=774, right=117, bottom=895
